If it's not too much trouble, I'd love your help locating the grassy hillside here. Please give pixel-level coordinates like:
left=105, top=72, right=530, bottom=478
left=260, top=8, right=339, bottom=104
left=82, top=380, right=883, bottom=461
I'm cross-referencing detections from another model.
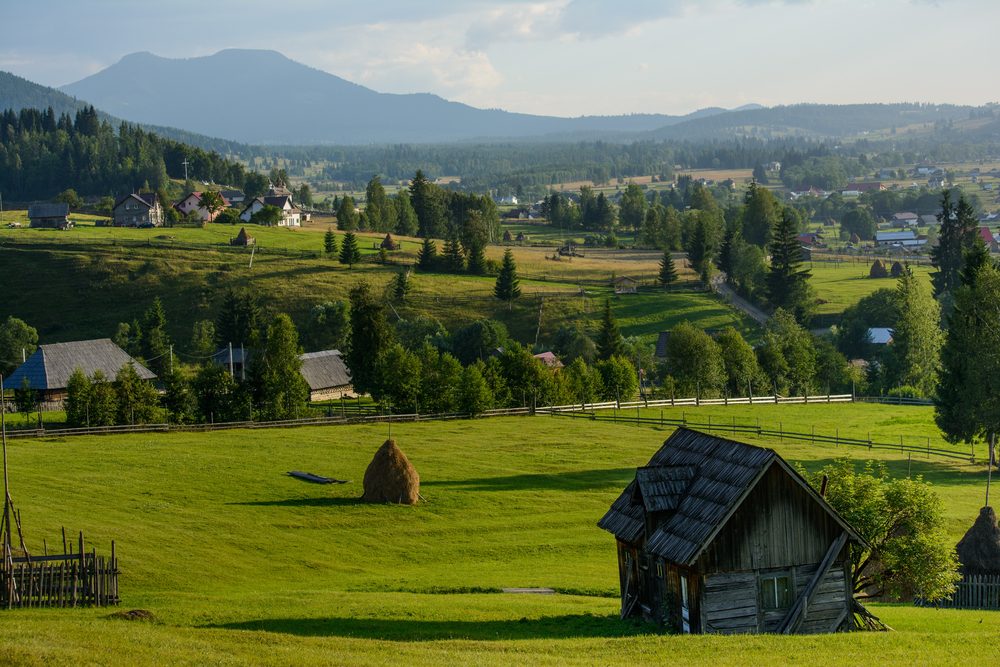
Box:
left=0, top=220, right=747, bottom=349
left=809, top=261, right=934, bottom=316
left=0, top=408, right=996, bottom=664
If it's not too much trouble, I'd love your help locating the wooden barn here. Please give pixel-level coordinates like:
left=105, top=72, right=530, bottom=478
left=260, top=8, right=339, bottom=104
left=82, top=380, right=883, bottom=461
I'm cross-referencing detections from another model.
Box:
left=599, top=428, right=866, bottom=634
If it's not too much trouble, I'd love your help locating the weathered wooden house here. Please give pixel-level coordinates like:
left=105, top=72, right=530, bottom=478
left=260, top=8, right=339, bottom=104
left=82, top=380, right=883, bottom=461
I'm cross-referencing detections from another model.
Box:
left=27, top=202, right=72, bottom=229
left=298, top=350, right=352, bottom=401
left=2, top=339, right=156, bottom=405
left=614, top=276, right=638, bottom=294
left=112, top=193, right=164, bottom=227
left=599, top=428, right=865, bottom=634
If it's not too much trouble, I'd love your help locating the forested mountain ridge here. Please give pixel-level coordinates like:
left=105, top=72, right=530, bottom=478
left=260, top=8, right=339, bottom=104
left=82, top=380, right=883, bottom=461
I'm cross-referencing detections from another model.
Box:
left=0, top=106, right=251, bottom=201
left=0, top=69, right=246, bottom=155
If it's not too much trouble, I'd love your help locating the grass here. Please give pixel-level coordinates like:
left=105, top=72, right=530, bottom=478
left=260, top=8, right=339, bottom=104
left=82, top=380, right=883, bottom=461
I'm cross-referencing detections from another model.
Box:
left=809, top=261, right=934, bottom=315
left=0, top=408, right=996, bottom=664
left=0, top=219, right=741, bottom=348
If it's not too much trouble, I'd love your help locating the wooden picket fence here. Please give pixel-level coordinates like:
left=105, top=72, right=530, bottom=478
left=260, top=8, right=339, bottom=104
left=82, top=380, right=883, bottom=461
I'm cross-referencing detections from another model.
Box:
left=1, top=535, right=119, bottom=609
left=928, top=574, right=1000, bottom=610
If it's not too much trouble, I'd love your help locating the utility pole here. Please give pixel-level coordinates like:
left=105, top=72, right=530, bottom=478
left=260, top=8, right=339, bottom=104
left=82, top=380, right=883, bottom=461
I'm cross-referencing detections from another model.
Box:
left=240, top=344, right=245, bottom=381
left=228, top=342, right=234, bottom=379
left=169, top=345, right=173, bottom=374
left=181, top=159, right=190, bottom=183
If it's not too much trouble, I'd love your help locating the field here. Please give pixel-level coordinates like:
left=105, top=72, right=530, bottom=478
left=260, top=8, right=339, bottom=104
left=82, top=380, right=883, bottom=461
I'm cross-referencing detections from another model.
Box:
left=808, top=261, right=934, bottom=316
left=0, top=405, right=997, bottom=665
left=0, top=217, right=743, bottom=348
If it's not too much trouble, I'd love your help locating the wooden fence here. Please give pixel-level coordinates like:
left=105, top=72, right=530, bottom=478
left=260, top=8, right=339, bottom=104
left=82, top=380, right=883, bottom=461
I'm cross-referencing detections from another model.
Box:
left=920, top=574, right=1000, bottom=610
left=1, top=535, right=118, bottom=609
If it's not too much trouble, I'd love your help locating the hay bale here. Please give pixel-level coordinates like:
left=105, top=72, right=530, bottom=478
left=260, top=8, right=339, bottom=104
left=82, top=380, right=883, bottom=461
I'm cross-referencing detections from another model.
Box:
left=956, top=506, right=1000, bottom=575
left=362, top=439, right=420, bottom=504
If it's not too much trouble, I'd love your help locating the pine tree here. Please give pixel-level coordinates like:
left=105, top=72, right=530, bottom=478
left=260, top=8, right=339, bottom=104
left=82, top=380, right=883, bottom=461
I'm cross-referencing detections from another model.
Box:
left=347, top=281, right=394, bottom=395
left=251, top=314, right=309, bottom=421
left=339, top=231, right=361, bottom=267
left=658, top=250, right=677, bottom=289
left=324, top=227, right=338, bottom=255
left=142, top=297, right=171, bottom=374
left=443, top=236, right=465, bottom=273
left=766, top=208, right=814, bottom=323
left=365, top=175, right=390, bottom=232
left=596, top=299, right=625, bottom=360
left=494, top=249, right=521, bottom=304
left=931, top=191, right=979, bottom=302
left=392, top=271, right=411, bottom=302
left=215, top=288, right=261, bottom=348
left=394, top=190, right=419, bottom=236
left=886, top=266, right=942, bottom=397
left=336, top=196, right=358, bottom=231
left=417, top=238, right=438, bottom=270
left=741, top=179, right=780, bottom=247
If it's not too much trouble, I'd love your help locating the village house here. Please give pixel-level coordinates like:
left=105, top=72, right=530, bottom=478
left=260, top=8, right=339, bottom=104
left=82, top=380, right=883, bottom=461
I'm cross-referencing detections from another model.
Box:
left=298, top=350, right=352, bottom=401
left=599, top=428, right=866, bottom=634
left=867, top=327, right=893, bottom=345
left=890, top=212, right=919, bottom=228
left=27, top=202, right=71, bottom=229
left=928, top=175, right=947, bottom=189
left=112, top=193, right=164, bottom=227
left=239, top=194, right=302, bottom=227
left=532, top=351, right=564, bottom=370
left=174, top=191, right=230, bottom=222
left=219, top=189, right=246, bottom=206
left=2, top=339, right=155, bottom=406
left=875, top=230, right=925, bottom=248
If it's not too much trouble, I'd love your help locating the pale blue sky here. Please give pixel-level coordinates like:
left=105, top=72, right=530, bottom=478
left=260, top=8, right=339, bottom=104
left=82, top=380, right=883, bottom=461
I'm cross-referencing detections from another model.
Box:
left=4, top=0, right=997, bottom=117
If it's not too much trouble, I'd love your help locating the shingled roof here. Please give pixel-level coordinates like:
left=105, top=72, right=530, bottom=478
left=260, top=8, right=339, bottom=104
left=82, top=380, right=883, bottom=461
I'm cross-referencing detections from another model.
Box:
left=298, top=350, right=351, bottom=391
left=28, top=202, right=70, bottom=218
left=2, top=339, right=155, bottom=390
left=599, top=428, right=862, bottom=566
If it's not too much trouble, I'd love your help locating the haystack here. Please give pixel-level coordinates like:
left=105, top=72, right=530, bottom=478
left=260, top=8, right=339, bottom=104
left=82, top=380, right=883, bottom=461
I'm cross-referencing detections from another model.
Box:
left=956, top=506, right=1000, bottom=575
left=362, top=439, right=420, bottom=504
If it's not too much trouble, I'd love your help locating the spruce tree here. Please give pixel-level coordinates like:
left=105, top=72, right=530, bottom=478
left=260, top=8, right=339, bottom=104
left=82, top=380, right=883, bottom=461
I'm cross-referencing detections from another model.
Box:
left=596, top=299, right=626, bottom=360
left=886, top=266, right=942, bottom=397
left=658, top=250, right=678, bottom=290
left=494, top=249, right=521, bottom=304
left=347, top=281, right=394, bottom=395
left=251, top=314, right=309, bottom=421
left=392, top=270, right=411, bottom=302
left=336, top=196, right=358, bottom=231
left=417, top=238, right=438, bottom=270
left=766, top=208, right=814, bottom=323
left=324, top=227, right=338, bottom=255
left=931, top=191, right=979, bottom=302
left=394, top=190, right=419, bottom=236
left=443, top=236, right=465, bottom=273
left=339, top=232, right=361, bottom=267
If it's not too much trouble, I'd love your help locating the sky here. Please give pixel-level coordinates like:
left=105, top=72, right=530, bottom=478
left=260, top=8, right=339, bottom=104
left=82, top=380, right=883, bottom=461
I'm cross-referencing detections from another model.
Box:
left=3, top=0, right=998, bottom=118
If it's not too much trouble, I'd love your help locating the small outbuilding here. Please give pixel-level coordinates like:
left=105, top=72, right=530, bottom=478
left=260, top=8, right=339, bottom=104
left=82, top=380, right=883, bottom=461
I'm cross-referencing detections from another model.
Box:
left=599, top=428, right=866, bottom=634
left=298, top=350, right=352, bottom=401
left=2, top=339, right=155, bottom=405
left=27, top=202, right=72, bottom=229
left=614, top=277, right=638, bottom=294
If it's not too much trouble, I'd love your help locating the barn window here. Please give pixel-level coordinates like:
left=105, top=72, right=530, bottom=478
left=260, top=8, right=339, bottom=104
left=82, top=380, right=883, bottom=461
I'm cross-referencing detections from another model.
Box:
left=759, top=574, right=793, bottom=610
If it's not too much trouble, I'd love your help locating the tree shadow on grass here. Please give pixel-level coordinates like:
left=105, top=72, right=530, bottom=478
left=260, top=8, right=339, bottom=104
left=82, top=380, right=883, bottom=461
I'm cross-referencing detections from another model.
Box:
left=420, top=468, right=635, bottom=492
left=205, top=613, right=648, bottom=641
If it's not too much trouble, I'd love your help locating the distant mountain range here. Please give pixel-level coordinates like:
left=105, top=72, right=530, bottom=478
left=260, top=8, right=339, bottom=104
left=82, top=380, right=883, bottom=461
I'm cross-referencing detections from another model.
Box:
left=55, top=49, right=747, bottom=144
left=1, top=49, right=995, bottom=147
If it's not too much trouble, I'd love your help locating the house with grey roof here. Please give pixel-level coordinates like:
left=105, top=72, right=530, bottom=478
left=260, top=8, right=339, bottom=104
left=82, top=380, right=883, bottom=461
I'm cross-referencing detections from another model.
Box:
left=112, top=193, right=164, bottom=227
left=599, top=428, right=865, bottom=634
left=298, top=350, right=352, bottom=401
left=27, top=202, right=71, bottom=229
left=2, top=339, right=155, bottom=404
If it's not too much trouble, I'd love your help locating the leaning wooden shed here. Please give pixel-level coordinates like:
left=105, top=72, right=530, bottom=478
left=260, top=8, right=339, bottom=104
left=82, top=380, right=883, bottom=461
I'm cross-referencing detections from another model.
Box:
left=599, top=428, right=866, bottom=634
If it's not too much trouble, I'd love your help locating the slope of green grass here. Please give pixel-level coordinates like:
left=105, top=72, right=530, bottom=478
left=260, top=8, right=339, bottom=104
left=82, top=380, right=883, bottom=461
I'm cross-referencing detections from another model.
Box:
left=809, top=261, right=934, bottom=315
left=0, top=410, right=996, bottom=664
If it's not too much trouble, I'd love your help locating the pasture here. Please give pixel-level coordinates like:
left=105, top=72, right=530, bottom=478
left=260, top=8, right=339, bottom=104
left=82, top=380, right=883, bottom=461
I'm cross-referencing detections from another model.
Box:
left=808, top=261, right=933, bottom=315
left=0, top=407, right=997, bottom=664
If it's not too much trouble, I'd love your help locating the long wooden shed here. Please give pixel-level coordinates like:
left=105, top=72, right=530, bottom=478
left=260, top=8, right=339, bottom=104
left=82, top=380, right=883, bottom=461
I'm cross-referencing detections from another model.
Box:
left=599, top=428, right=866, bottom=634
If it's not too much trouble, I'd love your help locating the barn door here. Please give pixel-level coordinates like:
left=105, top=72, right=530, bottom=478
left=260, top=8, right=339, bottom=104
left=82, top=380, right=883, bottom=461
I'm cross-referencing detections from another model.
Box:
left=621, top=549, right=640, bottom=618
left=680, top=575, right=691, bottom=633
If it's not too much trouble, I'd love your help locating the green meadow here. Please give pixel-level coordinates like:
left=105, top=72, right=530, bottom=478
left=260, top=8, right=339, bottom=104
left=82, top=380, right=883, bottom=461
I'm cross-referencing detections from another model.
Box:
left=809, top=261, right=934, bottom=316
left=0, top=406, right=997, bottom=665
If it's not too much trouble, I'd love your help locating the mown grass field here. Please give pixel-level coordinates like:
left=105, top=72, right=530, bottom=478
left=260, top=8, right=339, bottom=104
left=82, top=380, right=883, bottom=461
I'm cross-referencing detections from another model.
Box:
left=809, top=261, right=934, bottom=315
left=0, top=406, right=997, bottom=665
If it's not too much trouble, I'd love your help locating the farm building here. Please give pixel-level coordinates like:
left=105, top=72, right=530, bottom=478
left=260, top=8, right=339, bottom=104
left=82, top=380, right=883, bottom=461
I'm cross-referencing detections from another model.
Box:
left=599, top=428, right=865, bottom=634
left=27, top=202, right=71, bottom=229
left=532, top=351, right=564, bottom=370
left=298, top=350, right=352, bottom=401
left=112, top=192, right=164, bottom=227
left=1, top=339, right=155, bottom=405
left=614, top=277, right=638, bottom=294
left=212, top=346, right=250, bottom=379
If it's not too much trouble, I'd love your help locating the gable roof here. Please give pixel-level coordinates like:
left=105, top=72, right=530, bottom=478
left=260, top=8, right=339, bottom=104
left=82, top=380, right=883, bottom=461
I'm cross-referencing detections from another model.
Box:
left=598, top=428, right=863, bottom=566
left=298, top=350, right=351, bottom=390
left=113, top=192, right=159, bottom=210
left=2, top=339, right=155, bottom=391
left=28, top=202, right=69, bottom=218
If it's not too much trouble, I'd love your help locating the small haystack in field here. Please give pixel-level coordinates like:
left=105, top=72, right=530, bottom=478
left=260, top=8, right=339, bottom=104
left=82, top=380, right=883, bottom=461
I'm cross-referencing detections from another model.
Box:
left=362, top=439, right=420, bottom=504
left=956, top=506, right=1000, bottom=575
